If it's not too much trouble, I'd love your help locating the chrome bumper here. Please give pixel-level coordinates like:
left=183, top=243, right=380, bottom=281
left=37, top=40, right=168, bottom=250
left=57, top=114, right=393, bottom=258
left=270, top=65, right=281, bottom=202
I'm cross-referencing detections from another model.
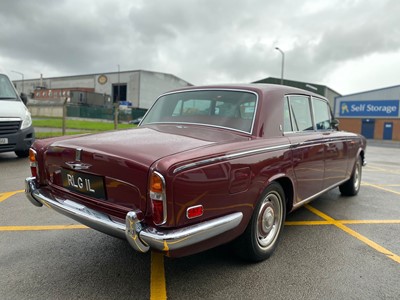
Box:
left=25, top=177, right=243, bottom=254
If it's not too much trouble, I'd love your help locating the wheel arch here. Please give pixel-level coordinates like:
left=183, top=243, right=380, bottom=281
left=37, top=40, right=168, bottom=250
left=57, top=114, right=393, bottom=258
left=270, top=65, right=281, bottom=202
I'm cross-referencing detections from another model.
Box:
left=269, top=176, right=294, bottom=214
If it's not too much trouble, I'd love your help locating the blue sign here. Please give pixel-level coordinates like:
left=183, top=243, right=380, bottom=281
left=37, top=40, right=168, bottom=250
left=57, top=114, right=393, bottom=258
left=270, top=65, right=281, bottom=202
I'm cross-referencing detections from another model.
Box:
left=339, top=100, right=399, bottom=117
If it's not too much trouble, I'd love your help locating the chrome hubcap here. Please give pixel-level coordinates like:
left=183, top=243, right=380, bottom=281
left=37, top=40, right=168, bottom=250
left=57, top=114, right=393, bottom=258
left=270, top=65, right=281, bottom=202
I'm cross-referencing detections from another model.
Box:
left=257, top=192, right=282, bottom=249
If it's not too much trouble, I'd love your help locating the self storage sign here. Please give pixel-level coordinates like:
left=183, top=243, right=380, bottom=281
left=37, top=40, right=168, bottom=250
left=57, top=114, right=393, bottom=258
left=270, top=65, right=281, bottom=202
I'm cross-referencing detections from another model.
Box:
left=339, top=100, right=399, bottom=117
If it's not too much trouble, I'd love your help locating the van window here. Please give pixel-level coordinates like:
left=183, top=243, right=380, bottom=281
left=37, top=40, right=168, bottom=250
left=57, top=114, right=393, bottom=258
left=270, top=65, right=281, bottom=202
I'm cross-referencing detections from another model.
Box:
left=0, top=74, right=18, bottom=100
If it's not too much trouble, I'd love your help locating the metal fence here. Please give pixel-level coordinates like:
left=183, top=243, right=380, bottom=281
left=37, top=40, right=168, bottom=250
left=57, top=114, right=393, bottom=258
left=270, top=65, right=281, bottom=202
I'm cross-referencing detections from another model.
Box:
left=67, top=105, right=147, bottom=122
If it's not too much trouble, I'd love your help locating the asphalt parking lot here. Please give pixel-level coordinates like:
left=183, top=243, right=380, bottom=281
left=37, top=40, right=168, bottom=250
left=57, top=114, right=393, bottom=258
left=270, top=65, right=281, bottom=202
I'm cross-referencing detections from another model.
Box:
left=0, top=144, right=399, bottom=300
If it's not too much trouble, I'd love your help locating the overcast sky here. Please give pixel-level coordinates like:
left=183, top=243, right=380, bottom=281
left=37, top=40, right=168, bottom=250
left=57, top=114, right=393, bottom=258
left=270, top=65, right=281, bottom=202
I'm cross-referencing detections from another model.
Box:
left=1, top=0, right=400, bottom=95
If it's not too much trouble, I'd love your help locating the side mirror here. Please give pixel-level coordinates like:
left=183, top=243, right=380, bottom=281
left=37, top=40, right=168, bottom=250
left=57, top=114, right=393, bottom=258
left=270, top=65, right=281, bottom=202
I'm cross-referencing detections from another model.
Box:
left=331, top=119, right=340, bottom=130
left=20, top=93, right=28, bottom=105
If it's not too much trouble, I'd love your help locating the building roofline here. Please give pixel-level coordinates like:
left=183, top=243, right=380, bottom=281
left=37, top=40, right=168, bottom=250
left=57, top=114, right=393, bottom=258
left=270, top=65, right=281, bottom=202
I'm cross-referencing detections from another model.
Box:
left=12, top=69, right=193, bottom=85
left=253, top=76, right=341, bottom=96
left=336, top=84, right=400, bottom=99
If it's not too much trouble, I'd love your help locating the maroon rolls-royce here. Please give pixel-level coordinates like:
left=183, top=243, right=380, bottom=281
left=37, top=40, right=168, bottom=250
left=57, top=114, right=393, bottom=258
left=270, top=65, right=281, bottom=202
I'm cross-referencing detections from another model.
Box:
left=25, top=84, right=366, bottom=261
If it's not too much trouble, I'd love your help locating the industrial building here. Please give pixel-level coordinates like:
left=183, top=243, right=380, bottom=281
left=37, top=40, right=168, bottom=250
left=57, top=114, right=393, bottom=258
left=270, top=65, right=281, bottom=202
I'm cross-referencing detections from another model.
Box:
left=334, top=85, right=400, bottom=141
left=253, top=77, right=341, bottom=108
left=13, top=69, right=192, bottom=109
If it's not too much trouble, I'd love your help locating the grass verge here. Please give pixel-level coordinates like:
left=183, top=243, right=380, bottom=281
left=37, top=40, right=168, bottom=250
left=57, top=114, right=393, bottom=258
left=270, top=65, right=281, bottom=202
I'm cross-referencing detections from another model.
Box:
left=33, top=118, right=136, bottom=139
left=33, top=118, right=133, bottom=131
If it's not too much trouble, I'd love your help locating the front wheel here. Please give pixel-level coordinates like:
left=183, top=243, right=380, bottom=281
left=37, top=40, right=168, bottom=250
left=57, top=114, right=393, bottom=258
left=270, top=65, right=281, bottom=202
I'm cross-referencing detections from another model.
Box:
left=235, top=182, right=286, bottom=262
left=339, top=156, right=362, bottom=196
left=15, top=150, right=29, bottom=158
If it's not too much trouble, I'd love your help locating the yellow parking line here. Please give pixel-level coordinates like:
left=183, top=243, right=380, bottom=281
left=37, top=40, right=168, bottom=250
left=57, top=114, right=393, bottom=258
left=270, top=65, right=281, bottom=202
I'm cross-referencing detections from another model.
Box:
left=365, top=165, right=400, bottom=175
left=305, top=204, right=400, bottom=264
left=150, top=251, right=167, bottom=300
left=0, top=190, right=24, bottom=202
left=0, top=225, right=88, bottom=231
left=285, top=220, right=400, bottom=226
left=340, top=220, right=400, bottom=224
left=362, top=182, right=400, bottom=196
left=285, top=221, right=330, bottom=225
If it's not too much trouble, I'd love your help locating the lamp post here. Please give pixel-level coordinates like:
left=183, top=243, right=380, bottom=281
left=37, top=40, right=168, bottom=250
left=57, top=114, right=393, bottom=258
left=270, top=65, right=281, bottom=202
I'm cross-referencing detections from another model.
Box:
left=274, top=47, right=285, bottom=85
left=114, top=64, right=120, bottom=130
left=11, top=70, right=24, bottom=93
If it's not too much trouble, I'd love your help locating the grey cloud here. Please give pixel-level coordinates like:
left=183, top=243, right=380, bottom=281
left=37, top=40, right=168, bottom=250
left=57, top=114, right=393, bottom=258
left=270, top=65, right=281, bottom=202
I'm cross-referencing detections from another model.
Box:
left=0, top=0, right=399, bottom=94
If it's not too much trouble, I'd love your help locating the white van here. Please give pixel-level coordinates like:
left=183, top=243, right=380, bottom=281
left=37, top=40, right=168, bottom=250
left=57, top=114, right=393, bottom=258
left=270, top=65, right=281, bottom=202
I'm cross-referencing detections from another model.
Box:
left=0, top=69, right=35, bottom=157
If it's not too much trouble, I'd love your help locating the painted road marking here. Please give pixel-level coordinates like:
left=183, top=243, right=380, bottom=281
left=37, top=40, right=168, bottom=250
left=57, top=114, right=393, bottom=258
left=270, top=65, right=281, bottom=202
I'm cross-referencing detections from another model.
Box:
left=365, top=165, right=400, bottom=175
left=305, top=204, right=400, bottom=264
left=0, top=190, right=24, bottom=202
left=0, top=225, right=87, bottom=231
left=1, top=179, right=399, bottom=299
left=285, top=220, right=400, bottom=226
left=362, top=182, right=400, bottom=196
left=150, top=252, right=167, bottom=300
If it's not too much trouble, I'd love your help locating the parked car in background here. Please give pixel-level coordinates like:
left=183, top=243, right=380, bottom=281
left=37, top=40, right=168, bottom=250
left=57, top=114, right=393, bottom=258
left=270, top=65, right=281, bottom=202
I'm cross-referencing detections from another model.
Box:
left=25, top=84, right=366, bottom=261
left=0, top=69, right=35, bottom=158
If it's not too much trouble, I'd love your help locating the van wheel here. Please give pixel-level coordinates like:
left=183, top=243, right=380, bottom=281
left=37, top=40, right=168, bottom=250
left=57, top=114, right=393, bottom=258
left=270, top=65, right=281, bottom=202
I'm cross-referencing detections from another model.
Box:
left=15, top=150, right=29, bottom=158
left=339, top=156, right=362, bottom=196
left=235, top=182, right=286, bottom=262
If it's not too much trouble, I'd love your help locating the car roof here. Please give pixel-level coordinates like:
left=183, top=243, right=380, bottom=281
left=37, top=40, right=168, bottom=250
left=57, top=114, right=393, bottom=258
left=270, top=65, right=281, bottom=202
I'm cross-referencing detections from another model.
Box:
left=165, top=83, right=324, bottom=99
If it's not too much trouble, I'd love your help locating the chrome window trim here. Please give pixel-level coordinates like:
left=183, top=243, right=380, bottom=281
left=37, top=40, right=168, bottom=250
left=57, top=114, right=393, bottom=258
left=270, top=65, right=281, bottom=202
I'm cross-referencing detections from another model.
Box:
left=140, top=88, right=259, bottom=135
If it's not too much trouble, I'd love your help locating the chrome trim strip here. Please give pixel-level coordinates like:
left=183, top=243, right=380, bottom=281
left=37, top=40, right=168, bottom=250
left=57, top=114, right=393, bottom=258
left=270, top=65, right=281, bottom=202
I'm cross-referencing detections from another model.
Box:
left=65, top=162, right=92, bottom=170
left=25, top=177, right=243, bottom=254
left=75, top=148, right=82, bottom=161
left=141, top=121, right=253, bottom=135
left=0, top=117, right=21, bottom=122
left=292, top=178, right=349, bottom=209
left=173, top=144, right=291, bottom=174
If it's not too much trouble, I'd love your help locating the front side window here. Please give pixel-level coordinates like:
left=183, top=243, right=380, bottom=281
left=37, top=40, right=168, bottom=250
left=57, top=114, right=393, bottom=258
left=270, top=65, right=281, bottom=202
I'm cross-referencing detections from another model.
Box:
left=0, top=74, right=18, bottom=100
left=141, top=90, right=257, bottom=133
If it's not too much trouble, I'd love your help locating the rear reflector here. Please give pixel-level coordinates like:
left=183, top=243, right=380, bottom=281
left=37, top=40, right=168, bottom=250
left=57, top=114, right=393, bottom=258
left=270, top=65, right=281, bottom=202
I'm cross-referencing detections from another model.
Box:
left=186, top=205, right=204, bottom=219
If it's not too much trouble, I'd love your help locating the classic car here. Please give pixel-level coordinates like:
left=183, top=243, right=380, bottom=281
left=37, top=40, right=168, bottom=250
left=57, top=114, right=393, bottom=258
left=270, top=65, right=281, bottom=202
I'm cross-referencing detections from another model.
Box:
left=25, top=84, right=366, bottom=261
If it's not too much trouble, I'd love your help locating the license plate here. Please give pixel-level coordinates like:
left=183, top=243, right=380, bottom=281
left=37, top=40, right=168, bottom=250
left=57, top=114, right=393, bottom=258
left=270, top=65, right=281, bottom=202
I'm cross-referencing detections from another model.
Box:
left=61, top=169, right=106, bottom=200
left=0, top=138, right=8, bottom=145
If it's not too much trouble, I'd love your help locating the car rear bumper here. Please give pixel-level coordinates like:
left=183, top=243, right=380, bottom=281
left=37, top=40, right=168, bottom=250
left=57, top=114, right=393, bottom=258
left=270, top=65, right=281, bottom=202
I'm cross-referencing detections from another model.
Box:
left=25, top=177, right=243, bottom=254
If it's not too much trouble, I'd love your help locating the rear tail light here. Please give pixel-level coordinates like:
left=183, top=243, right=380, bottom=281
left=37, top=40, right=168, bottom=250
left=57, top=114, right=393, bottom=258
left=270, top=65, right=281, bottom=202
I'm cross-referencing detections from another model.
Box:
left=29, top=148, right=38, bottom=178
left=149, top=171, right=167, bottom=225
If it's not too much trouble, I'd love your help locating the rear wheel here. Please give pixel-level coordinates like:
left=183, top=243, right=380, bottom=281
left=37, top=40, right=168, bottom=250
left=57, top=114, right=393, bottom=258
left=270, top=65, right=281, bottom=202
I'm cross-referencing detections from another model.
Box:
left=339, top=156, right=362, bottom=196
left=235, top=182, right=286, bottom=262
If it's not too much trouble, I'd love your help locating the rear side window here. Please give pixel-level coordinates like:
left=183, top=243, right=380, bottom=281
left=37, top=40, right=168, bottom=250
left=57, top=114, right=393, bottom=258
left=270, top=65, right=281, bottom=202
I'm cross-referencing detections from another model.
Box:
left=287, top=95, right=313, bottom=131
left=312, top=97, right=332, bottom=130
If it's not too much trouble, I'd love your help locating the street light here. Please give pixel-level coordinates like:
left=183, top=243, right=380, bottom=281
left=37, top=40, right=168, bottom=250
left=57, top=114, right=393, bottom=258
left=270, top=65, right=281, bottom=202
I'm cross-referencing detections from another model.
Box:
left=274, top=47, right=285, bottom=85
left=11, top=70, right=24, bottom=93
